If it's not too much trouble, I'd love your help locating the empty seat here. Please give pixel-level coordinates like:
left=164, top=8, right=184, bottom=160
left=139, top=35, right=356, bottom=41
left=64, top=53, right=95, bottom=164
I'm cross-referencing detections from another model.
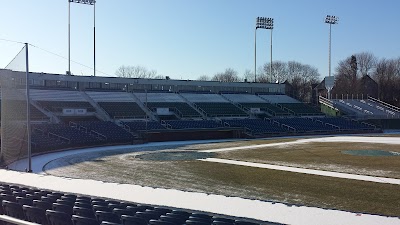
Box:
left=23, top=205, right=48, bottom=225
left=16, top=196, right=33, bottom=206
left=100, top=222, right=122, bottom=225
left=120, top=215, right=147, bottom=225
left=71, top=215, right=99, bottom=225
left=159, top=215, right=187, bottom=224
left=46, top=209, right=73, bottom=225
left=33, top=200, right=53, bottom=210
left=93, top=205, right=113, bottom=212
left=0, top=194, right=17, bottom=202
left=149, top=219, right=176, bottom=225
left=73, top=206, right=96, bottom=219
left=95, top=211, right=121, bottom=223
left=185, top=219, right=211, bottom=225
left=53, top=203, right=74, bottom=216
left=57, top=199, right=75, bottom=206
left=113, top=208, right=137, bottom=217
left=74, top=202, right=93, bottom=209
left=2, top=200, right=25, bottom=220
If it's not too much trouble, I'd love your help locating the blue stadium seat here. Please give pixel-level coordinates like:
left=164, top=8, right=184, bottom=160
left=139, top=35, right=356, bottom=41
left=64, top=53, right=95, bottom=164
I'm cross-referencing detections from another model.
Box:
left=2, top=200, right=25, bottom=220
left=23, top=205, right=48, bottom=225
left=71, top=215, right=99, bottom=225
left=46, top=210, right=73, bottom=225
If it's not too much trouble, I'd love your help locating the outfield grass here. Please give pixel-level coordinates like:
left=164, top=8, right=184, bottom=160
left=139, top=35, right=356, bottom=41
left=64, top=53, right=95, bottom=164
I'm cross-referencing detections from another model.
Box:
left=217, top=142, right=400, bottom=179
left=44, top=148, right=400, bottom=217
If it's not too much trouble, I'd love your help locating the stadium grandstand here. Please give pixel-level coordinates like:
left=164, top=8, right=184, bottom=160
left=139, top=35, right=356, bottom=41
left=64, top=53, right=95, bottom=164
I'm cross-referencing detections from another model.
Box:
left=2, top=69, right=400, bottom=225
left=0, top=70, right=383, bottom=155
left=0, top=70, right=385, bottom=156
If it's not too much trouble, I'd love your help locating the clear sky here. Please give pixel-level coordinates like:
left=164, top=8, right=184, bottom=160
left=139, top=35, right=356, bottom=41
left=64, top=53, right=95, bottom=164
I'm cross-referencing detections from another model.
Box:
left=1, top=0, right=400, bottom=80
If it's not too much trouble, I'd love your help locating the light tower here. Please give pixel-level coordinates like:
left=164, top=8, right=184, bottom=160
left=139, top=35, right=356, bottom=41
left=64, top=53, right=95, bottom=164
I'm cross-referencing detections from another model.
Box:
left=68, top=0, right=96, bottom=76
left=255, top=17, right=274, bottom=82
left=324, top=15, right=338, bottom=99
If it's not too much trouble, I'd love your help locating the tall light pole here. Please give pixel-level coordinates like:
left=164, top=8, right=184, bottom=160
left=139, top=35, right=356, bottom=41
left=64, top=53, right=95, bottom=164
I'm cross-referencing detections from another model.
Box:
left=325, top=15, right=338, bottom=99
left=325, top=15, right=338, bottom=78
left=255, top=17, right=274, bottom=82
left=68, top=0, right=96, bottom=76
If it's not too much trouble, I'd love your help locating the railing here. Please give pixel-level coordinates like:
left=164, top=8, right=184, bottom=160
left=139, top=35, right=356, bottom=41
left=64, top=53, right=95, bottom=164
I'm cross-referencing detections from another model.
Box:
left=368, top=96, right=400, bottom=113
left=48, top=132, right=70, bottom=144
left=0, top=215, right=39, bottom=225
left=160, top=120, right=172, bottom=129
left=276, top=104, right=296, bottom=115
left=90, top=130, right=107, bottom=141
left=281, top=124, right=296, bottom=132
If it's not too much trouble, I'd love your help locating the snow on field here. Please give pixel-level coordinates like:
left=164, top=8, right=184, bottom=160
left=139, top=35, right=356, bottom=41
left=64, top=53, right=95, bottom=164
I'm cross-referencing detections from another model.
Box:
left=200, top=136, right=400, bottom=153
left=200, top=158, right=400, bottom=185
left=3, top=135, right=400, bottom=225
left=0, top=169, right=399, bottom=225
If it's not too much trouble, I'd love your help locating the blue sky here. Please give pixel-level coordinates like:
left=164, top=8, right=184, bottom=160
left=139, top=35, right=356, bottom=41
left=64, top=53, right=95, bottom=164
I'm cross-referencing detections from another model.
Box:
left=1, top=0, right=400, bottom=80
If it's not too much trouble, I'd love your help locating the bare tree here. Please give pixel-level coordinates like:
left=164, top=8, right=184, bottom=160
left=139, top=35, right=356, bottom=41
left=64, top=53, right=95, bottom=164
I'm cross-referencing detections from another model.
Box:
left=197, top=75, right=211, bottom=81
left=243, top=69, right=254, bottom=82
left=333, top=55, right=358, bottom=96
left=263, top=61, right=287, bottom=83
left=212, top=68, right=241, bottom=82
left=259, top=60, right=321, bottom=102
left=373, top=58, right=400, bottom=105
left=356, top=52, right=377, bottom=77
left=115, top=65, right=158, bottom=79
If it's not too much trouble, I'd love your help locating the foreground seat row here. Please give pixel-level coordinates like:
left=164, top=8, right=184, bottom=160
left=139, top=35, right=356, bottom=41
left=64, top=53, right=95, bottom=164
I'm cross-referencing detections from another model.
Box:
left=0, top=182, right=283, bottom=225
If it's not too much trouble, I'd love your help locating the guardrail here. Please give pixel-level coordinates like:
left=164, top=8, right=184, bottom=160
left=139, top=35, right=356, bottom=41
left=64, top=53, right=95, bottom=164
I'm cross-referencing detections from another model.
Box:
left=0, top=215, right=39, bottom=225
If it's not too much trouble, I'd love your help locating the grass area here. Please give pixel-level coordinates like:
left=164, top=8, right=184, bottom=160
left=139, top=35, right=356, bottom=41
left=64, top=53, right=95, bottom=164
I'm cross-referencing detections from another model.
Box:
left=44, top=148, right=400, bottom=217
left=217, top=142, right=400, bottom=178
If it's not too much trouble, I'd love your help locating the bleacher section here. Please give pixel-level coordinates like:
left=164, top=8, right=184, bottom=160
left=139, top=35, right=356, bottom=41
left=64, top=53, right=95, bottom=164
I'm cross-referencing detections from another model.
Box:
left=98, top=102, right=146, bottom=119
left=77, top=121, right=135, bottom=143
left=315, top=117, right=375, bottom=130
left=194, top=102, right=247, bottom=117
left=30, top=89, right=87, bottom=102
left=259, top=94, right=300, bottom=104
left=258, top=94, right=323, bottom=116
left=0, top=182, right=267, bottom=225
left=222, top=94, right=290, bottom=116
left=85, top=91, right=147, bottom=119
left=31, top=122, right=134, bottom=152
left=147, top=102, right=201, bottom=118
left=240, top=103, right=290, bottom=116
left=279, top=103, right=324, bottom=116
left=180, top=93, right=228, bottom=103
left=0, top=89, right=382, bottom=157
left=134, top=92, right=185, bottom=103
left=332, top=99, right=400, bottom=119
left=39, top=101, right=95, bottom=113
left=272, top=117, right=337, bottom=133
left=123, top=121, right=166, bottom=132
left=165, top=120, right=222, bottom=129
left=223, top=119, right=286, bottom=135
left=222, top=94, right=266, bottom=103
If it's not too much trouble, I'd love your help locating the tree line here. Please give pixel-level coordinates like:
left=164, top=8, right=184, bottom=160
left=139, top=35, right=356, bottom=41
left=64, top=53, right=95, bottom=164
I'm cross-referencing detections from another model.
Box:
left=333, top=52, right=400, bottom=106
left=115, top=52, right=400, bottom=107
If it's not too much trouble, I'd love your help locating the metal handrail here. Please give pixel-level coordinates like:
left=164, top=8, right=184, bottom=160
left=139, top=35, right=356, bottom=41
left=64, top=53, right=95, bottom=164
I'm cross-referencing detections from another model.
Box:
left=0, top=215, right=39, bottom=225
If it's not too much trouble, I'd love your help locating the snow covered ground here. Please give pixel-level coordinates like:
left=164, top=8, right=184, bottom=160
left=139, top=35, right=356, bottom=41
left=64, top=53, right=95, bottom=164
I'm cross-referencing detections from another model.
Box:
left=2, top=135, right=400, bottom=225
left=199, top=158, right=400, bottom=185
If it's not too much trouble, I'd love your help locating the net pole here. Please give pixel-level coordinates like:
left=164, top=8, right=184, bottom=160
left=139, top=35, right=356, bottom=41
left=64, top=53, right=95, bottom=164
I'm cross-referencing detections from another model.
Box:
left=25, top=43, right=32, bottom=172
left=93, top=1, right=96, bottom=76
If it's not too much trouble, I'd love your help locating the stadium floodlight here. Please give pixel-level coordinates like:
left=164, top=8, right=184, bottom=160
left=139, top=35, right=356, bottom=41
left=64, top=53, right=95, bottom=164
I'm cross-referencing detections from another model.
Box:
left=325, top=15, right=338, bottom=78
left=254, top=17, right=274, bottom=83
left=68, top=0, right=96, bottom=76
left=325, top=15, right=338, bottom=99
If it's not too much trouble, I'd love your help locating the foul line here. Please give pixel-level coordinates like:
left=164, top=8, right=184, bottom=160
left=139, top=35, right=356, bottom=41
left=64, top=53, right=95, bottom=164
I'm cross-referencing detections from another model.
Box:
left=199, top=158, right=400, bottom=185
